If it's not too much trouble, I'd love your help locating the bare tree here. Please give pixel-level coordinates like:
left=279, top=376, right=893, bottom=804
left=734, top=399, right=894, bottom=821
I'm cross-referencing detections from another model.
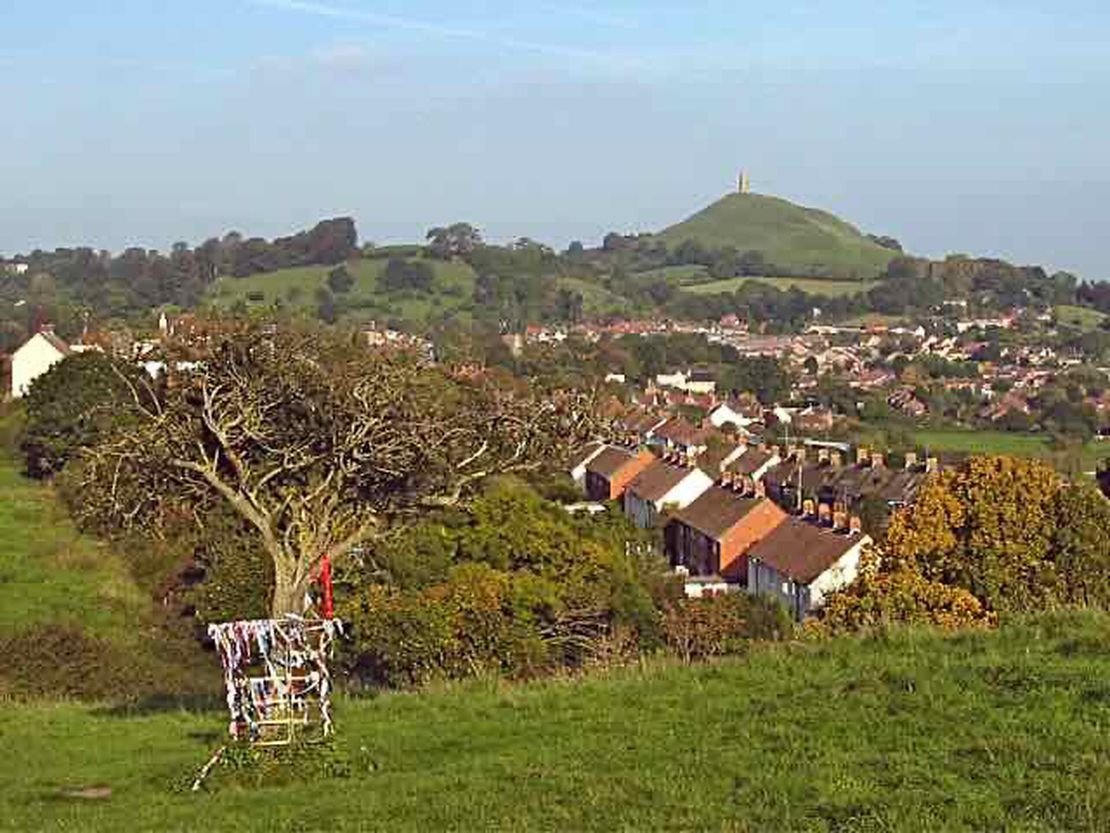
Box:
left=77, top=327, right=595, bottom=616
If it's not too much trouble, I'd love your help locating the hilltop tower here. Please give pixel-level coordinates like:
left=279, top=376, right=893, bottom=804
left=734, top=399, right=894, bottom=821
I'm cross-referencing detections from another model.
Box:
left=738, top=170, right=750, bottom=195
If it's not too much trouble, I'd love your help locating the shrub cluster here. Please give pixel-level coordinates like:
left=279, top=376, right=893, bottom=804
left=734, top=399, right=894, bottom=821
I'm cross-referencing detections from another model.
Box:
left=662, top=593, right=793, bottom=662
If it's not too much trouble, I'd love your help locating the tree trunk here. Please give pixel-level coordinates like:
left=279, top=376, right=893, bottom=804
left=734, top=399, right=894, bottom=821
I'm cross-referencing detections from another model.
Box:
left=270, top=567, right=312, bottom=618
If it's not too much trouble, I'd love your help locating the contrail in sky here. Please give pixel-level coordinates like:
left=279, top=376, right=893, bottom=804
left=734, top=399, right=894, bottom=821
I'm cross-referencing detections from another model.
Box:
left=246, top=0, right=639, bottom=66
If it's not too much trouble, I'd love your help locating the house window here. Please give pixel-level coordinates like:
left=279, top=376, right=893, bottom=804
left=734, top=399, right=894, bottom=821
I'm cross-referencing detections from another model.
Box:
left=782, top=581, right=790, bottom=594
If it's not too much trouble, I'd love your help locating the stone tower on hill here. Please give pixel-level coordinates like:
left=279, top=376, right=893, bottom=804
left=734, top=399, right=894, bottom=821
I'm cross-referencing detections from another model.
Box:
left=738, top=170, right=750, bottom=194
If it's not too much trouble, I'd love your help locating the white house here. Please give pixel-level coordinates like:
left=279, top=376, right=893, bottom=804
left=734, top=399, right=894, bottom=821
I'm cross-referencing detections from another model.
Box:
left=568, top=442, right=608, bottom=488
left=747, top=516, right=871, bottom=621
left=708, top=402, right=760, bottom=431
left=9, top=327, right=72, bottom=399
left=623, top=460, right=714, bottom=530
left=654, top=369, right=716, bottom=396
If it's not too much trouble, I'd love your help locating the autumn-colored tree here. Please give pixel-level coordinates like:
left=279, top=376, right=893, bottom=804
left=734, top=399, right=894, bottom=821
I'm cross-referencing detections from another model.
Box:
left=73, top=325, right=597, bottom=616
left=884, top=456, right=1061, bottom=612
left=815, top=562, right=996, bottom=635
left=818, top=456, right=1110, bottom=631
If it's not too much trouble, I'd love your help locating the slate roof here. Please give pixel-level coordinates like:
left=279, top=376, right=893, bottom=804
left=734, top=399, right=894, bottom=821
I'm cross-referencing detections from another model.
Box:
left=569, top=442, right=604, bottom=471
left=627, top=460, right=694, bottom=502
left=39, top=331, right=72, bottom=356
left=672, top=486, right=763, bottom=540
left=749, top=518, right=866, bottom=584
left=586, top=446, right=636, bottom=479
left=729, top=447, right=774, bottom=476
left=655, top=418, right=711, bottom=447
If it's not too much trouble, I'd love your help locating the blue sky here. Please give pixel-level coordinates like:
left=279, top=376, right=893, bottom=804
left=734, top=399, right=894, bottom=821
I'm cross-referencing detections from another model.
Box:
left=2, top=1, right=1108, bottom=277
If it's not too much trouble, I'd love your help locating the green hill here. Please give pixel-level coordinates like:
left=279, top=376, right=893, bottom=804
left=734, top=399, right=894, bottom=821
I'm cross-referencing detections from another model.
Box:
left=4, top=613, right=1108, bottom=829
left=206, top=256, right=477, bottom=326
left=658, top=192, right=898, bottom=278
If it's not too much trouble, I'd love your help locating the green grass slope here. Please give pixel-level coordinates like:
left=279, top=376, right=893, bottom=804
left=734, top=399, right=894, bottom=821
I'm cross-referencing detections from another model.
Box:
left=682, top=275, right=877, bottom=297
left=206, top=256, right=477, bottom=326
left=658, top=193, right=897, bottom=278
left=3, top=613, right=1109, bottom=830
left=1055, top=304, right=1107, bottom=330
left=0, top=422, right=214, bottom=699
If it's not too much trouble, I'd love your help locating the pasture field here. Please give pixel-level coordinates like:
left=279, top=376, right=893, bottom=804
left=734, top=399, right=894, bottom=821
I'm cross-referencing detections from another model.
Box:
left=1055, top=304, right=1107, bottom=330
left=681, top=275, right=876, bottom=297
left=3, top=613, right=1108, bottom=831
left=206, top=257, right=477, bottom=325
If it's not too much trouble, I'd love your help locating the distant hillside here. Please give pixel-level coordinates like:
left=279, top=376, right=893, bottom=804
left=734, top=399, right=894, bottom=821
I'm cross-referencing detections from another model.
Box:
left=657, top=193, right=897, bottom=278
left=206, top=255, right=477, bottom=327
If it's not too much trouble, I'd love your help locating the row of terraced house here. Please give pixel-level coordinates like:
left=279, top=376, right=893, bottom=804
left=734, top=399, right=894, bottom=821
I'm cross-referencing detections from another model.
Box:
left=570, top=411, right=932, bottom=622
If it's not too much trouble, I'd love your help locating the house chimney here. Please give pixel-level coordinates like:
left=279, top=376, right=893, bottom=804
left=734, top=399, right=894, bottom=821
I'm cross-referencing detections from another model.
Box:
left=849, top=515, right=863, bottom=535
left=818, top=503, right=832, bottom=526
left=925, top=456, right=940, bottom=473
left=904, top=451, right=919, bottom=470
left=856, top=446, right=869, bottom=466
left=39, top=323, right=55, bottom=335
left=802, top=498, right=816, bottom=518
left=833, top=510, right=849, bottom=532
left=870, top=452, right=884, bottom=469
left=830, top=451, right=843, bottom=468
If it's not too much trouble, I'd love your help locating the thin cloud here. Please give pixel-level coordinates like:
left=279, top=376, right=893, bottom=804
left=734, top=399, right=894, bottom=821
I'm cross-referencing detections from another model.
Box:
left=246, top=0, right=643, bottom=68
left=534, top=2, right=640, bottom=31
left=311, top=42, right=372, bottom=70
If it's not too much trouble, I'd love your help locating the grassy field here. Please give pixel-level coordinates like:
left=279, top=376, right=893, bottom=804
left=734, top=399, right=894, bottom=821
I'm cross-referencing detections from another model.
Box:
left=1055, top=304, right=1107, bottom=330
left=0, top=454, right=148, bottom=639
left=909, top=428, right=1056, bottom=458
left=556, top=276, right=638, bottom=317
left=631, top=264, right=709, bottom=284
left=3, top=613, right=1109, bottom=831
left=658, top=193, right=896, bottom=277
left=0, top=425, right=215, bottom=700
left=206, top=256, right=477, bottom=325
left=860, top=428, right=1106, bottom=474
left=681, top=274, right=877, bottom=297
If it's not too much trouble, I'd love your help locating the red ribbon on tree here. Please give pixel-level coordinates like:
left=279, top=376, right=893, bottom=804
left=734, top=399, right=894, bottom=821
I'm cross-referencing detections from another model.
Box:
left=319, top=555, right=334, bottom=620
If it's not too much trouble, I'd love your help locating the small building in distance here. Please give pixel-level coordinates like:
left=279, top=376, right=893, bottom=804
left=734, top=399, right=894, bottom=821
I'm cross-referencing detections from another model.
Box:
left=9, top=326, right=72, bottom=399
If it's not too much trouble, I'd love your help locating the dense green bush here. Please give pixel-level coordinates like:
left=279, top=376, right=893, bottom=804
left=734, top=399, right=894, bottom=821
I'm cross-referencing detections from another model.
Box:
left=0, top=624, right=208, bottom=701
left=337, top=481, right=675, bottom=687
left=20, top=351, right=154, bottom=479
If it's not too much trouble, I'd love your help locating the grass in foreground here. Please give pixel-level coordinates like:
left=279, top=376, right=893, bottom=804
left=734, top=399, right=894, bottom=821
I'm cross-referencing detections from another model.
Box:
left=3, top=612, right=1109, bottom=831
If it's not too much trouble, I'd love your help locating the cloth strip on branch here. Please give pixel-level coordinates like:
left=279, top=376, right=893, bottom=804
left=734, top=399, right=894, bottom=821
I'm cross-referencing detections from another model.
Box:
left=208, top=615, right=343, bottom=744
